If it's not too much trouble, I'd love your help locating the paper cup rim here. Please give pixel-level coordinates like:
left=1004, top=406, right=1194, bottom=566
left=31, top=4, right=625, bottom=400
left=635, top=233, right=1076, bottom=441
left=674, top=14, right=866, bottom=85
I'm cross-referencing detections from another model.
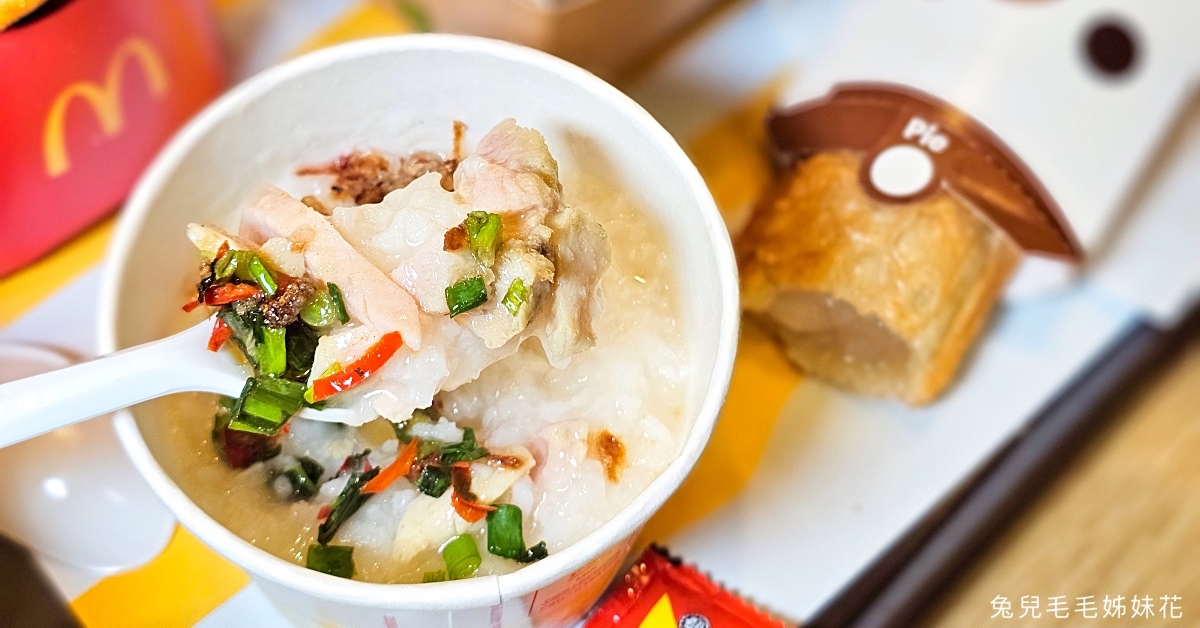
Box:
left=99, top=33, right=739, bottom=609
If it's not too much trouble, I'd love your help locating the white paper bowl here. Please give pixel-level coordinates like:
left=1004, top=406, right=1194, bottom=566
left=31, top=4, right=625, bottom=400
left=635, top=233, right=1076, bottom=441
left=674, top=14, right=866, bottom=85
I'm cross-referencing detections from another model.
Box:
left=98, top=35, right=738, bottom=628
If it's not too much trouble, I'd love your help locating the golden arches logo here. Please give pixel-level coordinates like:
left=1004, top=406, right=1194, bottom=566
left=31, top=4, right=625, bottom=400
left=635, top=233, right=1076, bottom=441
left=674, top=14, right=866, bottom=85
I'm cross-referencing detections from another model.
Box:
left=43, top=37, right=170, bottom=177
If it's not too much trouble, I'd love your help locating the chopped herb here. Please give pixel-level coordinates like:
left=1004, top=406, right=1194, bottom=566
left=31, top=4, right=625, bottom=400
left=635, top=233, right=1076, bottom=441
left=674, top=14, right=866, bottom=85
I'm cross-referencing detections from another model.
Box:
left=280, top=456, right=324, bottom=500
left=415, top=465, right=451, bottom=498
left=500, top=278, right=529, bottom=316
left=421, top=570, right=447, bottom=583
left=441, top=534, right=482, bottom=580
left=258, top=326, right=287, bottom=376
left=521, top=541, right=549, bottom=563
left=227, top=376, right=307, bottom=435
left=299, top=290, right=339, bottom=328
left=397, top=426, right=487, bottom=498
left=445, top=276, right=487, bottom=317
left=439, top=428, right=489, bottom=465
left=317, top=454, right=379, bottom=545
left=217, top=308, right=264, bottom=367
left=335, top=449, right=373, bottom=478
left=239, top=254, right=278, bottom=296
left=486, top=505, right=548, bottom=563
left=327, top=283, right=350, bottom=324
left=197, top=265, right=216, bottom=303
left=213, top=249, right=240, bottom=281
left=306, top=544, right=354, bottom=578
left=214, top=250, right=278, bottom=296
left=463, top=211, right=502, bottom=267
left=284, top=322, right=320, bottom=380
left=213, top=396, right=281, bottom=468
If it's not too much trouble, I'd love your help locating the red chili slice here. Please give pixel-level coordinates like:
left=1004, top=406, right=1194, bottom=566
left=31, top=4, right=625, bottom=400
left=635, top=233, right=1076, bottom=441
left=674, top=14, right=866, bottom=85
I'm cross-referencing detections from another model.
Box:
left=449, top=464, right=495, bottom=523
left=451, top=490, right=496, bottom=523
left=203, top=283, right=263, bottom=306
left=207, top=317, right=232, bottom=352
left=361, top=437, right=420, bottom=495
left=182, top=299, right=202, bottom=312
left=310, top=332, right=403, bottom=402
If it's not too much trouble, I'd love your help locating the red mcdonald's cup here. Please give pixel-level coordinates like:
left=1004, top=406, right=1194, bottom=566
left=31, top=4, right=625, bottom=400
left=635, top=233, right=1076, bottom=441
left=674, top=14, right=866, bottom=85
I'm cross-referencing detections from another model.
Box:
left=0, top=0, right=225, bottom=276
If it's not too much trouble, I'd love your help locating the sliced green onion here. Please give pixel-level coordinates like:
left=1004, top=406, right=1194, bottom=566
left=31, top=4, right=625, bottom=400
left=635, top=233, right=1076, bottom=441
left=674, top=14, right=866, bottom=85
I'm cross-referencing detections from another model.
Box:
left=317, top=459, right=379, bottom=545
left=299, top=290, right=339, bottom=328
left=439, top=428, right=489, bottom=465
left=217, top=309, right=260, bottom=366
left=421, top=570, right=447, bottom=583
left=227, top=376, right=307, bottom=435
left=463, top=211, right=502, bottom=267
left=445, top=276, right=487, bottom=317
left=500, top=278, right=529, bottom=316
left=215, top=250, right=278, bottom=296
left=238, top=255, right=278, bottom=296
left=486, top=504, right=525, bottom=560
left=327, top=283, right=350, bottom=324
left=441, top=534, right=481, bottom=580
left=486, top=505, right=549, bottom=563
left=306, top=544, right=354, bottom=578
left=258, top=326, right=287, bottom=376
left=212, top=397, right=281, bottom=468
left=213, top=249, right=241, bottom=281
left=415, top=465, right=451, bottom=498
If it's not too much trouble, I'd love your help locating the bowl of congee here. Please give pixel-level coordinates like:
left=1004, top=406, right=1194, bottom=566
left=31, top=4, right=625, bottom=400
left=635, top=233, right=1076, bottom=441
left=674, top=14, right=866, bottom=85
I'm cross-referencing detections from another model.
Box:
left=97, top=35, right=738, bottom=627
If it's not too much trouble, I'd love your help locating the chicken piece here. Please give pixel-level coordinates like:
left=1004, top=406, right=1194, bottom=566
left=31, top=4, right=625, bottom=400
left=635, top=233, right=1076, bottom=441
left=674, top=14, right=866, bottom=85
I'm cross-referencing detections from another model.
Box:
left=187, top=224, right=307, bottom=278
left=534, top=205, right=611, bottom=364
left=186, top=223, right=256, bottom=259
left=392, top=446, right=534, bottom=562
left=305, top=121, right=609, bottom=419
left=329, top=173, right=480, bottom=314
left=257, top=236, right=306, bottom=277
left=239, top=186, right=422, bottom=348
left=459, top=241, right=555, bottom=349
left=453, top=118, right=562, bottom=242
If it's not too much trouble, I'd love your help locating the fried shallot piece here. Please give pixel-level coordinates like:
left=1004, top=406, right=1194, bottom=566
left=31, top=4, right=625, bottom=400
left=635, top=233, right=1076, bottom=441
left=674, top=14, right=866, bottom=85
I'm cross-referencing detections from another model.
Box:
left=297, top=151, right=457, bottom=204
left=261, top=277, right=316, bottom=327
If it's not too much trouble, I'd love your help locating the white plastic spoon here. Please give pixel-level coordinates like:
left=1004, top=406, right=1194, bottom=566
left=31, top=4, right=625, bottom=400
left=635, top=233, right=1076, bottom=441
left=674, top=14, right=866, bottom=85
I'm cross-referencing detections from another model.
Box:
left=0, top=343, right=175, bottom=572
left=0, top=317, right=356, bottom=448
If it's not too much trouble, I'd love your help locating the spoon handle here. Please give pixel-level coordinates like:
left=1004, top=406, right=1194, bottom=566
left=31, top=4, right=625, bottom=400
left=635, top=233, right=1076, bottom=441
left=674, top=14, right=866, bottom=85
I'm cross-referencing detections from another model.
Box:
left=0, top=321, right=243, bottom=447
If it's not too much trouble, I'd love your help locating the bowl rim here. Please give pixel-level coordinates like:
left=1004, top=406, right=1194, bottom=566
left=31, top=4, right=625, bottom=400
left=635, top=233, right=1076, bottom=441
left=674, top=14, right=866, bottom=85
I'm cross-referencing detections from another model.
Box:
left=98, top=33, right=739, bottom=609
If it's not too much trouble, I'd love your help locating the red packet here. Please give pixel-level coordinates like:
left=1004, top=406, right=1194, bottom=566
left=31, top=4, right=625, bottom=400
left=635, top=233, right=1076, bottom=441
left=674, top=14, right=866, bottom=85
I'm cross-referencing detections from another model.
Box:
left=584, top=546, right=789, bottom=628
